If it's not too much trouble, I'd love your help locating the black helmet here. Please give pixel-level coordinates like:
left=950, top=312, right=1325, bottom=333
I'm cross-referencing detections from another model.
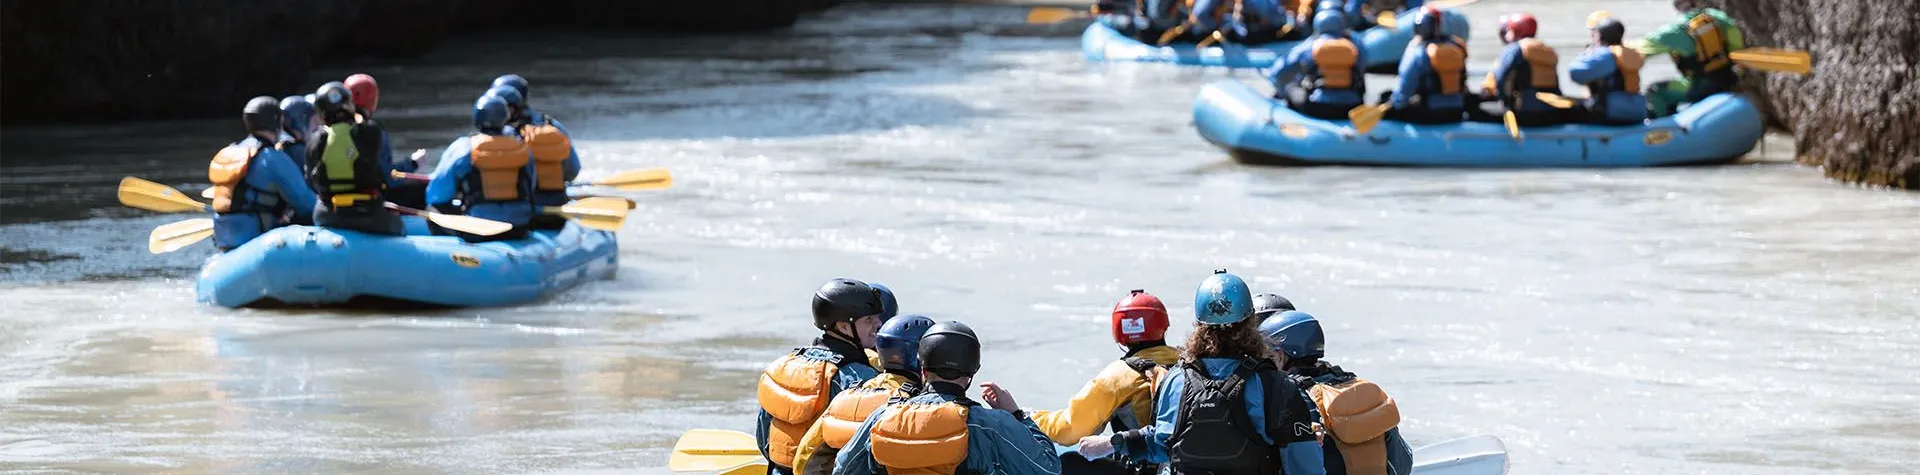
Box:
left=242, top=96, right=282, bottom=136
left=1592, top=17, right=1626, bottom=45
left=312, top=81, right=354, bottom=119
left=919, top=321, right=981, bottom=379
left=1253, top=293, right=1296, bottom=321
left=811, top=278, right=884, bottom=331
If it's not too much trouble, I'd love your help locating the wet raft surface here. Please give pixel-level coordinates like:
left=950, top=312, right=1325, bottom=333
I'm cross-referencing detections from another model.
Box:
left=2, top=1, right=1918, bottom=474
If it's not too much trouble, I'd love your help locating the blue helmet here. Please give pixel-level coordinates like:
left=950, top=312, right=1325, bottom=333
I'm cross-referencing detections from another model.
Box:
left=473, top=95, right=509, bottom=134
left=492, top=74, right=529, bottom=100
left=874, top=314, right=936, bottom=372
left=485, top=85, right=525, bottom=110
left=1412, top=6, right=1447, bottom=39
left=870, top=282, right=899, bottom=322
left=1258, top=310, right=1325, bottom=360
left=1312, top=9, right=1346, bottom=35
left=1194, top=269, right=1254, bottom=326
left=277, top=95, right=316, bottom=139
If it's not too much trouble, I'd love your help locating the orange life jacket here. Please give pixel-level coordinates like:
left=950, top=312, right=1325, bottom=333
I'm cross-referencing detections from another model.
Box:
left=1682, top=13, right=1732, bottom=74
left=519, top=121, right=571, bottom=192
left=207, top=144, right=257, bottom=213
left=1519, top=38, right=1560, bottom=89
left=820, top=380, right=918, bottom=449
left=1308, top=378, right=1401, bottom=475
left=1310, top=38, right=1360, bottom=90
left=869, top=400, right=972, bottom=475
left=758, top=350, right=846, bottom=469
left=1605, top=45, right=1645, bottom=93
left=468, top=134, right=530, bottom=202
left=1424, top=40, right=1468, bottom=95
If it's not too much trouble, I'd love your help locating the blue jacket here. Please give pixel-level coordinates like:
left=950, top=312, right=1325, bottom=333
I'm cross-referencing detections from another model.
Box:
left=425, top=134, right=535, bottom=226
left=1117, top=358, right=1326, bottom=475
left=1141, top=0, right=1190, bottom=30
left=832, top=388, right=1062, bottom=475
left=757, top=341, right=880, bottom=464
left=212, top=137, right=319, bottom=250
left=1192, top=0, right=1285, bottom=37
left=1268, top=34, right=1367, bottom=107
left=1568, top=46, right=1649, bottom=123
left=1489, top=42, right=1560, bottom=113
left=1391, top=39, right=1466, bottom=110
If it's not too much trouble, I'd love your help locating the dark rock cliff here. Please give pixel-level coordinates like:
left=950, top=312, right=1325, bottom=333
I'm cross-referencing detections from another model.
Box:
left=1702, top=0, right=1919, bottom=189
left=0, top=0, right=840, bottom=126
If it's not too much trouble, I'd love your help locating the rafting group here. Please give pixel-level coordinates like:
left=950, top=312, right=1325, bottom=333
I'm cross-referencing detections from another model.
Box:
left=672, top=270, right=1503, bottom=475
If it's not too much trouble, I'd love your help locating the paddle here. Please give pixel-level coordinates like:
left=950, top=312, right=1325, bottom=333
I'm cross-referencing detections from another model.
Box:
left=1730, top=47, right=1812, bottom=75
left=1377, top=10, right=1396, bottom=29
left=1026, top=6, right=1087, bottom=24
left=1348, top=104, right=1391, bottom=134
left=118, top=177, right=210, bottom=213
left=1157, top=23, right=1191, bottom=46
left=1197, top=31, right=1226, bottom=48
left=1534, top=92, right=1576, bottom=109
left=670, top=429, right=764, bottom=472
left=148, top=218, right=215, bottom=254
left=1411, top=435, right=1509, bottom=475
left=1503, top=111, right=1522, bottom=141
left=384, top=203, right=514, bottom=237
left=388, top=168, right=673, bottom=191
left=543, top=196, right=631, bottom=231
left=714, top=462, right=769, bottom=475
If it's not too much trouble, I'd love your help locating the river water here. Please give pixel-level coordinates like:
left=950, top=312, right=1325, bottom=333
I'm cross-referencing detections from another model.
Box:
left=1, top=0, right=1916, bottom=473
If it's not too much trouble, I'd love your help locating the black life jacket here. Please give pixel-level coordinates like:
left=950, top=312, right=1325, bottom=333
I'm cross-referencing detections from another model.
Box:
left=1169, top=357, right=1281, bottom=475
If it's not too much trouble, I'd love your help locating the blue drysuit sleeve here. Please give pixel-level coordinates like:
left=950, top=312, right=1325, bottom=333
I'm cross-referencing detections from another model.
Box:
left=830, top=410, right=883, bottom=475
left=964, top=411, right=1064, bottom=475
left=256, top=148, right=318, bottom=218
left=1490, top=44, right=1523, bottom=94
left=1385, top=427, right=1414, bottom=475
left=1190, top=0, right=1224, bottom=32
left=1115, top=368, right=1183, bottom=463
left=1267, top=42, right=1317, bottom=89
left=426, top=136, right=472, bottom=210
left=1391, top=46, right=1429, bottom=108
left=1567, top=47, right=1617, bottom=85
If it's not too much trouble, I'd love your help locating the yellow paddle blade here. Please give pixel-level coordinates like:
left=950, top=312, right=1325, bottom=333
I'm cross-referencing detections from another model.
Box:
left=1731, top=48, right=1812, bottom=75
left=385, top=203, right=515, bottom=237
left=544, top=196, right=631, bottom=232
left=1376, top=10, right=1396, bottom=29
left=1197, top=31, right=1224, bottom=48
left=715, top=462, right=769, bottom=475
left=1156, top=23, right=1190, bottom=46
left=1503, top=111, right=1522, bottom=141
left=1026, top=7, right=1081, bottom=24
left=590, top=168, right=673, bottom=191
left=200, top=187, right=217, bottom=200
left=149, top=218, right=214, bottom=254
left=1348, top=104, right=1389, bottom=134
left=670, top=429, right=763, bottom=472
left=118, top=177, right=210, bottom=214
left=1534, top=92, right=1576, bottom=109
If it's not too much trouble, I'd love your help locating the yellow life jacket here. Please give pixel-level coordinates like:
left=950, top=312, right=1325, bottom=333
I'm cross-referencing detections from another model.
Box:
left=870, top=400, right=972, bottom=475
left=758, top=350, right=845, bottom=469
left=1519, top=38, right=1560, bottom=89
left=520, top=121, right=571, bottom=192
left=1424, top=41, right=1468, bottom=95
left=207, top=144, right=256, bottom=213
left=1308, top=378, right=1401, bottom=475
left=1310, top=38, right=1360, bottom=90
left=469, top=134, right=530, bottom=202
left=820, top=376, right=918, bottom=450
left=1607, top=45, right=1646, bottom=93
left=1684, top=12, right=1731, bottom=73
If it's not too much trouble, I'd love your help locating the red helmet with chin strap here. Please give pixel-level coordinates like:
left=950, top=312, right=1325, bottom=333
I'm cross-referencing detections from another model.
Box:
left=1111, top=289, right=1169, bottom=345
left=1501, top=12, right=1538, bottom=41
left=344, top=74, right=379, bottom=115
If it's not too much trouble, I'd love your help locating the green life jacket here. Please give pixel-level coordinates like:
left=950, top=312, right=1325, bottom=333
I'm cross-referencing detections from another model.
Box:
left=321, top=123, right=362, bottom=193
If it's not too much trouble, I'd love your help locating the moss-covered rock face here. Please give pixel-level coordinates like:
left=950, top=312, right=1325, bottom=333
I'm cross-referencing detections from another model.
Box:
left=0, top=0, right=836, bottom=126
left=1700, top=0, right=1919, bottom=189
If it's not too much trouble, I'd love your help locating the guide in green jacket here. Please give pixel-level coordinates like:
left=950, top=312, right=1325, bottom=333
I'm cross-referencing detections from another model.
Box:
left=1633, top=0, right=1744, bottom=117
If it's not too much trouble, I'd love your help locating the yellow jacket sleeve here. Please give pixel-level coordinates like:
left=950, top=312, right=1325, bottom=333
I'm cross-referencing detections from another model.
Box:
left=792, top=414, right=829, bottom=471
left=1029, top=360, right=1145, bottom=445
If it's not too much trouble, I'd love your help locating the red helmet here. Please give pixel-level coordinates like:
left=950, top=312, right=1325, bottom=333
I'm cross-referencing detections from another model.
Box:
left=1110, top=289, right=1169, bottom=345
left=344, top=74, right=380, bottom=115
left=1501, top=12, right=1538, bottom=41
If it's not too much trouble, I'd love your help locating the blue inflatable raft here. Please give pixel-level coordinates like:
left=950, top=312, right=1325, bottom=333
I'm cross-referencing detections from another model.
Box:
left=1079, top=9, right=1468, bottom=70
left=1191, top=80, right=1765, bottom=167
left=195, top=217, right=618, bottom=308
